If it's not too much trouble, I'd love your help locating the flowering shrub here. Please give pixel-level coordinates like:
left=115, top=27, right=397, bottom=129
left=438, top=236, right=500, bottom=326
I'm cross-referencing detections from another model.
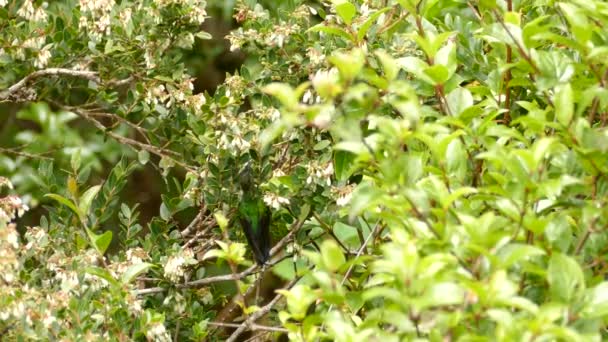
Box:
left=2, top=0, right=608, bottom=340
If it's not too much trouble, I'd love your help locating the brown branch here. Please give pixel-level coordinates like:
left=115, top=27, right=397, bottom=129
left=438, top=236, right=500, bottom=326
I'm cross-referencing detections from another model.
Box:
left=575, top=216, right=600, bottom=256
left=134, top=216, right=308, bottom=295
left=85, top=110, right=152, bottom=144
left=0, top=68, right=132, bottom=102
left=180, top=205, right=207, bottom=238
left=492, top=10, right=540, bottom=74
left=206, top=322, right=288, bottom=333
left=225, top=276, right=300, bottom=342
left=66, top=106, right=195, bottom=172
left=0, top=146, right=53, bottom=160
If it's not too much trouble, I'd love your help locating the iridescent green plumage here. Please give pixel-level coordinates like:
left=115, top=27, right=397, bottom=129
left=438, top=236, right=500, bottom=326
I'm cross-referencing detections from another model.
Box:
left=238, top=163, right=271, bottom=265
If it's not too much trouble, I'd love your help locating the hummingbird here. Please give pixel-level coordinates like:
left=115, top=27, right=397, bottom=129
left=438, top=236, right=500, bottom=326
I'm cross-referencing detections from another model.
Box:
left=237, top=162, right=272, bottom=265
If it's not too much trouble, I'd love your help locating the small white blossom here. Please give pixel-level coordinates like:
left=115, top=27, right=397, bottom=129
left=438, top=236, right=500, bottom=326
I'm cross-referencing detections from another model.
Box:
left=163, top=248, right=195, bottom=282
left=34, top=45, right=52, bottom=69
left=42, top=310, right=57, bottom=328
left=263, top=193, right=290, bottom=209
left=17, top=0, right=48, bottom=22
left=146, top=322, right=171, bottom=342
left=126, top=247, right=149, bottom=265
left=272, top=169, right=286, bottom=178
left=336, top=192, right=352, bottom=206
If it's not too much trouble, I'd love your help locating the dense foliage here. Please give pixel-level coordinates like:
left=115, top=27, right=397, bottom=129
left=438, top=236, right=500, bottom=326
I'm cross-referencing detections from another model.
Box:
left=2, top=0, right=608, bottom=340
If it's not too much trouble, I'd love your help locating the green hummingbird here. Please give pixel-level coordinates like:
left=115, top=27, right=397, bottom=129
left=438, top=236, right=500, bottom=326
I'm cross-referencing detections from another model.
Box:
left=237, top=162, right=272, bottom=265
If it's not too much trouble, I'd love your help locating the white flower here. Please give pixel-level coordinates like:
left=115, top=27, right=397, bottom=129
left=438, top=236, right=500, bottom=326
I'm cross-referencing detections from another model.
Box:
left=17, top=0, right=48, bottom=22
left=119, top=7, right=132, bottom=27
left=146, top=322, right=171, bottom=342
left=126, top=247, right=149, bottom=265
left=263, top=193, right=290, bottom=209
left=272, top=169, right=286, bottom=178
left=42, top=310, right=57, bottom=328
left=191, top=6, right=207, bottom=24
left=34, top=46, right=52, bottom=69
left=6, top=227, right=19, bottom=249
left=163, top=249, right=195, bottom=282
left=336, top=192, right=352, bottom=206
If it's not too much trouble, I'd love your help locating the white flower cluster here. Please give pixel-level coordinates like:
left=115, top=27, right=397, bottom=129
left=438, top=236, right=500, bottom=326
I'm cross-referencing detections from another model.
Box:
left=34, top=46, right=52, bottom=69
left=163, top=248, right=196, bottom=282
left=266, top=21, right=301, bottom=48
left=152, top=0, right=207, bottom=24
left=333, top=184, right=355, bottom=207
left=24, top=226, right=49, bottom=251
left=0, top=195, right=29, bottom=224
left=78, top=0, right=115, bottom=40
left=146, top=321, right=171, bottom=342
left=227, top=28, right=261, bottom=52
left=163, top=292, right=186, bottom=314
left=144, top=78, right=206, bottom=115
left=307, top=47, right=326, bottom=67
left=306, top=161, right=334, bottom=186
left=17, top=0, right=48, bottom=23
left=0, top=224, right=20, bottom=283
left=126, top=247, right=150, bottom=265
left=263, top=192, right=290, bottom=210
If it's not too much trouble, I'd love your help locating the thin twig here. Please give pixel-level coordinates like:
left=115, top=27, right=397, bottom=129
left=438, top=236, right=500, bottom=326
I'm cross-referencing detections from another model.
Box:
left=180, top=206, right=207, bottom=238
left=134, top=216, right=309, bottom=295
left=225, top=276, right=300, bottom=342
left=0, top=146, right=53, bottom=160
left=0, top=68, right=132, bottom=101
left=206, top=322, right=288, bottom=333
left=66, top=106, right=195, bottom=172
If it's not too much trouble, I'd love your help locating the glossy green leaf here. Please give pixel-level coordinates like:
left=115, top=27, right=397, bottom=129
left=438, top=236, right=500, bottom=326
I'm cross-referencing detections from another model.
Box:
left=78, top=185, right=101, bottom=217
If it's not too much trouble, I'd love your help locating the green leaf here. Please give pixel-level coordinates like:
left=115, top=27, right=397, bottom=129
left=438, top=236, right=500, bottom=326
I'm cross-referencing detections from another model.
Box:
left=308, top=24, right=354, bottom=42
left=160, top=202, right=171, bottom=221
left=262, top=83, right=297, bottom=109
left=329, top=48, right=365, bottom=83
left=419, top=282, right=464, bottom=309
left=321, top=240, right=345, bottom=272
left=195, top=31, right=212, bottom=40
left=45, top=193, right=82, bottom=220
left=397, top=56, right=435, bottom=85
left=375, top=50, right=398, bottom=81
left=446, top=87, right=473, bottom=117
left=423, top=65, right=449, bottom=85
left=138, top=150, right=150, bottom=165
left=85, top=266, right=119, bottom=287
left=121, top=262, right=153, bottom=284
left=334, top=150, right=356, bottom=181
left=214, top=211, right=229, bottom=231
left=434, top=41, right=457, bottom=80
left=349, top=182, right=381, bottom=220
left=86, top=228, right=113, bottom=255
left=498, top=243, right=546, bottom=268
left=555, top=83, right=574, bottom=126
left=357, top=7, right=391, bottom=41
left=313, top=140, right=331, bottom=151
left=548, top=253, right=585, bottom=303
left=558, top=2, right=591, bottom=46
left=78, top=185, right=101, bottom=217
left=581, top=282, right=608, bottom=319
left=71, top=148, right=81, bottom=172
left=334, top=1, right=356, bottom=25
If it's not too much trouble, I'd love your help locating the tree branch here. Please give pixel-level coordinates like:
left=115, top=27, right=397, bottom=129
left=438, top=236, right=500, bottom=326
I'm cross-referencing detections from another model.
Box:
left=65, top=106, right=196, bottom=172
left=206, top=322, right=288, bottom=333
left=0, top=68, right=132, bottom=102
left=134, top=216, right=308, bottom=295
left=225, top=276, right=300, bottom=342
